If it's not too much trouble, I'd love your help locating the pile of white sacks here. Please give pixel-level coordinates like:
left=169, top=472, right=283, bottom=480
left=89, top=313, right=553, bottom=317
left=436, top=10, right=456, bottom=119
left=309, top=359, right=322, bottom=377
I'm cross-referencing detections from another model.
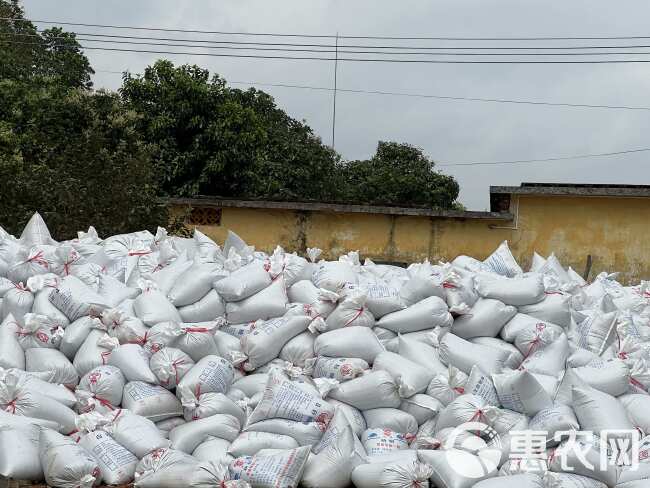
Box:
left=0, top=213, right=649, bottom=488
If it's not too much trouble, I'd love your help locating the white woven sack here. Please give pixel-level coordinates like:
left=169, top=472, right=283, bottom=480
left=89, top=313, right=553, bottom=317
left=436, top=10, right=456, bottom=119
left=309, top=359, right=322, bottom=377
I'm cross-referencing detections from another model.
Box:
left=313, top=326, right=385, bottom=364
left=169, top=413, right=240, bottom=453
left=228, top=431, right=298, bottom=457
left=329, top=370, right=401, bottom=410
left=133, top=281, right=181, bottom=326
left=178, top=289, right=225, bottom=323
left=39, top=429, right=101, bottom=488
left=176, top=355, right=235, bottom=399
left=168, top=261, right=220, bottom=306
left=439, top=333, right=509, bottom=375
left=79, top=430, right=138, bottom=485
left=372, top=351, right=435, bottom=397
left=105, top=409, right=170, bottom=458
left=451, top=298, right=517, bottom=339
left=122, top=381, right=182, bottom=421
left=376, top=296, right=452, bottom=334
left=0, top=424, right=42, bottom=480
left=108, top=343, right=158, bottom=383
left=235, top=315, right=310, bottom=371
left=25, top=348, right=78, bottom=386
left=475, top=273, right=545, bottom=306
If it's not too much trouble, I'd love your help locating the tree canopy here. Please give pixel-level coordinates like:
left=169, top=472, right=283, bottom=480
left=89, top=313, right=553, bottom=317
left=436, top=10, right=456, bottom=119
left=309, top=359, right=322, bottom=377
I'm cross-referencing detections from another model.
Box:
left=120, top=60, right=342, bottom=201
left=0, top=0, right=93, bottom=88
left=0, top=0, right=461, bottom=239
left=0, top=1, right=163, bottom=237
left=120, top=60, right=459, bottom=207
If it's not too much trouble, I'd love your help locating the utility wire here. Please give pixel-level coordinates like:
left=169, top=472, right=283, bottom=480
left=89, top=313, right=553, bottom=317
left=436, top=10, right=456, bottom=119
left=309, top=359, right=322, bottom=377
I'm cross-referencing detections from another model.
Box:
left=18, top=30, right=650, bottom=51
left=8, top=40, right=650, bottom=63
left=8, top=17, right=650, bottom=41
left=26, top=35, right=650, bottom=57
left=437, top=147, right=650, bottom=166
left=11, top=33, right=650, bottom=56
left=91, top=71, right=650, bottom=111
left=228, top=81, right=650, bottom=111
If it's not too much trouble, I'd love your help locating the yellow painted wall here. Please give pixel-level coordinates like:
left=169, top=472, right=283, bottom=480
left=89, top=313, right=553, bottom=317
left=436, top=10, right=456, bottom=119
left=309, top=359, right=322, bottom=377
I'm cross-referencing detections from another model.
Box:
left=174, top=194, right=650, bottom=283
left=506, top=195, right=650, bottom=283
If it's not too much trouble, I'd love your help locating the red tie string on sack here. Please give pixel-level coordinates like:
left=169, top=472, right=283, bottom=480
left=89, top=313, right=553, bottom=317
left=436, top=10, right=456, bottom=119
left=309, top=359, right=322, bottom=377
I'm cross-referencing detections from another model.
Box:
left=453, top=386, right=465, bottom=395
left=270, top=264, right=286, bottom=282
left=4, top=398, right=18, bottom=414
left=170, top=359, right=186, bottom=386
left=15, top=328, right=32, bottom=338
left=470, top=409, right=487, bottom=424
left=191, top=384, right=209, bottom=418
left=615, top=331, right=629, bottom=360
left=127, top=250, right=152, bottom=257
left=633, top=287, right=650, bottom=298
left=518, top=334, right=543, bottom=369
left=184, top=327, right=211, bottom=333
left=62, top=256, right=78, bottom=276
left=93, top=395, right=114, bottom=410
left=14, top=282, right=27, bottom=291
left=129, top=331, right=149, bottom=347
left=343, top=308, right=365, bottom=327
left=112, top=409, right=123, bottom=422
left=544, top=291, right=564, bottom=296
left=27, top=250, right=48, bottom=268
left=442, top=281, right=456, bottom=289
left=100, top=350, right=111, bottom=365
left=469, top=409, right=488, bottom=436
left=630, top=377, right=648, bottom=392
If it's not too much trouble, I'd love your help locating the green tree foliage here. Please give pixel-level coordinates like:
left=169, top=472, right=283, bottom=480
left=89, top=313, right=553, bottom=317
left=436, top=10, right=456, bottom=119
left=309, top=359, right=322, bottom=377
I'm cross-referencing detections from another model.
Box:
left=0, top=0, right=93, bottom=88
left=0, top=83, right=166, bottom=238
left=120, top=60, right=342, bottom=201
left=1, top=0, right=462, bottom=237
left=0, top=1, right=163, bottom=239
left=341, top=141, right=460, bottom=208
left=0, top=80, right=166, bottom=238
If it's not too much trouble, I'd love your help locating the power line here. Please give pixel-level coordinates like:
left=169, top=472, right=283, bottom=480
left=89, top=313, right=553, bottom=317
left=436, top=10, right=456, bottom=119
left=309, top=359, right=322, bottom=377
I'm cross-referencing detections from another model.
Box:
left=92, top=71, right=650, bottom=111
left=14, top=33, right=650, bottom=57
left=19, top=30, right=650, bottom=51
left=8, top=40, right=650, bottom=63
left=42, top=37, right=650, bottom=57
left=436, top=147, right=650, bottom=166
left=9, top=17, right=650, bottom=41
left=229, top=81, right=650, bottom=111
left=52, top=45, right=650, bottom=63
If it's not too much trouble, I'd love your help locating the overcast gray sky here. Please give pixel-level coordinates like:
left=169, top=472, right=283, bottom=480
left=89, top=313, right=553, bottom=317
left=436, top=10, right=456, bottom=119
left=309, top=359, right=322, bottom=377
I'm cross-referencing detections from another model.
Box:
left=22, top=0, right=650, bottom=209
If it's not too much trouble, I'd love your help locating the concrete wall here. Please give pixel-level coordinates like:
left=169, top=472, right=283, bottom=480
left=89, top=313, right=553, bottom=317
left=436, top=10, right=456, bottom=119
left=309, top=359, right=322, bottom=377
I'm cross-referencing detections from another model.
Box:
left=173, top=194, right=650, bottom=283
left=504, top=195, right=650, bottom=283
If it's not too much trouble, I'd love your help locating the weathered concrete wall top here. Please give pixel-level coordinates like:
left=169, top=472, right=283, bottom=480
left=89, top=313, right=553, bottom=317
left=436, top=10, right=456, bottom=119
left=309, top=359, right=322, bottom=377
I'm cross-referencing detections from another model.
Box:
left=170, top=192, right=650, bottom=283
